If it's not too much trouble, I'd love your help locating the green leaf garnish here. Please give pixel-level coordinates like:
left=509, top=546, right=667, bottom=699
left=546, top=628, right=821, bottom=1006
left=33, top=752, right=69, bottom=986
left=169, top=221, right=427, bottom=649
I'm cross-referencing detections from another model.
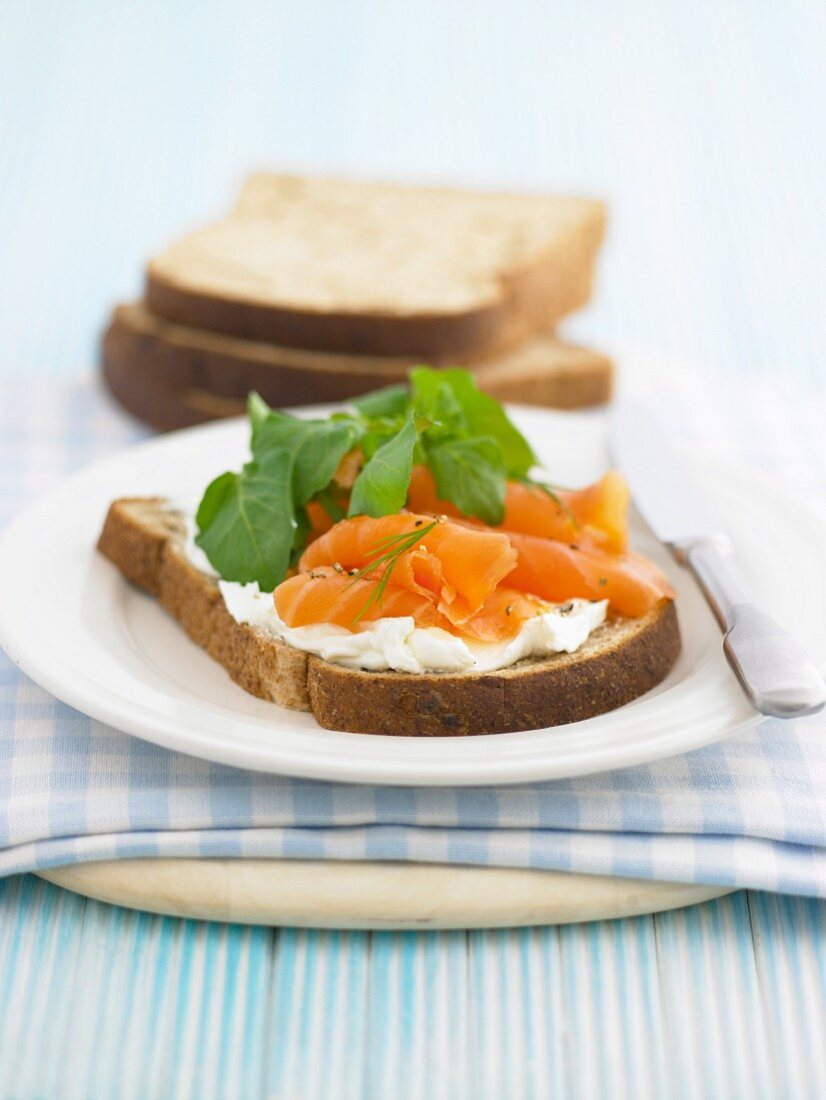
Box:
left=425, top=436, right=507, bottom=525
left=247, top=391, right=271, bottom=434
left=195, top=458, right=296, bottom=591
left=408, top=370, right=465, bottom=436
left=197, top=397, right=360, bottom=586
left=194, top=369, right=555, bottom=591
left=410, top=367, right=536, bottom=476
left=351, top=384, right=409, bottom=419
left=348, top=412, right=418, bottom=518
left=251, top=408, right=360, bottom=505
left=290, top=506, right=313, bottom=566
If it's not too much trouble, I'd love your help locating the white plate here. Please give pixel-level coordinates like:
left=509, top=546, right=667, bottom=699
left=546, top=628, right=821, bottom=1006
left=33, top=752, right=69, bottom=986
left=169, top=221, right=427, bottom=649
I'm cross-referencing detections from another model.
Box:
left=1, top=406, right=824, bottom=786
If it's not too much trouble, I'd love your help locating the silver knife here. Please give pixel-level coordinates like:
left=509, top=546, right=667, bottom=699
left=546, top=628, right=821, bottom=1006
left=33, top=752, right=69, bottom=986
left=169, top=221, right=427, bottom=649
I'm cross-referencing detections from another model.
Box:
left=611, top=400, right=826, bottom=718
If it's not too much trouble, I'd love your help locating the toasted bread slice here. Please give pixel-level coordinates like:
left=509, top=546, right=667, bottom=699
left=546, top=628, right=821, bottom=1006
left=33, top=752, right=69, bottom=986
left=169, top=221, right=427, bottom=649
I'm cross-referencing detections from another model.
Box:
left=146, top=174, right=606, bottom=358
left=101, top=302, right=613, bottom=431
left=97, top=499, right=681, bottom=736
left=102, top=353, right=247, bottom=432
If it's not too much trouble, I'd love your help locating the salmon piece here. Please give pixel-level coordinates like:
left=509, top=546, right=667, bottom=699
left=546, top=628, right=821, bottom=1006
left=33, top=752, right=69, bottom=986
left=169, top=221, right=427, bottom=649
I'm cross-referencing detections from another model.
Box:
left=566, top=471, right=629, bottom=553
left=274, top=571, right=448, bottom=630
left=275, top=570, right=553, bottom=641
left=332, top=448, right=364, bottom=489
left=296, top=487, right=667, bottom=625
left=274, top=573, right=558, bottom=644
left=305, top=500, right=336, bottom=539
left=506, top=532, right=673, bottom=618
left=406, top=466, right=630, bottom=552
left=299, top=513, right=517, bottom=625
left=460, top=587, right=552, bottom=642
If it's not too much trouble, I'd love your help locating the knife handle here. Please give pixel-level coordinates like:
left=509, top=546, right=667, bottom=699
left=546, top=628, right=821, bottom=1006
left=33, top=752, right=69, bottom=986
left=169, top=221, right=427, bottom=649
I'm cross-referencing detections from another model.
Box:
left=675, top=535, right=826, bottom=718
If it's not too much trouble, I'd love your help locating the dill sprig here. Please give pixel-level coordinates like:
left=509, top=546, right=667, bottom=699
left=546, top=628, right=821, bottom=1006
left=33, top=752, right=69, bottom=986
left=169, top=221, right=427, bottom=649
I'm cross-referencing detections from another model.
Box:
left=346, top=519, right=439, bottom=625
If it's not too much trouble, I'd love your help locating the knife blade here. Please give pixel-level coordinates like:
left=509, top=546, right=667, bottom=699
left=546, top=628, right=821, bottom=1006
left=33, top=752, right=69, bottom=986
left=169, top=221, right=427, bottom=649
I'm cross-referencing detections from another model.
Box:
left=611, top=399, right=826, bottom=718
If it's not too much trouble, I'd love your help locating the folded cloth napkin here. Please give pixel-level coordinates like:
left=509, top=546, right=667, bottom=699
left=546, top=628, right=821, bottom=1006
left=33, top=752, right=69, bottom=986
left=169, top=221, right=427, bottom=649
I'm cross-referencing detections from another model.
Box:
left=2, top=375, right=826, bottom=896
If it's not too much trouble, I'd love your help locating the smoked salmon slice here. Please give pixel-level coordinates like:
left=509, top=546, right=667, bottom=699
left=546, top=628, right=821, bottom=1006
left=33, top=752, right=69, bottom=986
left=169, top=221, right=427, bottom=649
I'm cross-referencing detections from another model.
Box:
left=458, top=587, right=554, bottom=642
left=405, top=466, right=630, bottom=552
left=274, top=571, right=448, bottom=630
left=505, top=532, right=673, bottom=618
left=305, top=499, right=337, bottom=540
left=299, top=513, right=517, bottom=625
left=274, top=572, right=554, bottom=642
left=293, top=483, right=670, bottom=626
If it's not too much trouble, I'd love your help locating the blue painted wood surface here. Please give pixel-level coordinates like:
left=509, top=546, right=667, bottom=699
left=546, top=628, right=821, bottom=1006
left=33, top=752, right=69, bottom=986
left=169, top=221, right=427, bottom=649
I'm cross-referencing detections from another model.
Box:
left=1, top=878, right=825, bottom=1099
left=2, top=1, right=826, bottom=1096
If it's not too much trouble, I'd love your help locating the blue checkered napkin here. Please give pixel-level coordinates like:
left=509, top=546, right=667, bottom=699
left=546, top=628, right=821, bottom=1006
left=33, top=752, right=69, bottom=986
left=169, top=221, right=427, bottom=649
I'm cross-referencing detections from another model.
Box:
left=2, top=377, right=826, bottom=895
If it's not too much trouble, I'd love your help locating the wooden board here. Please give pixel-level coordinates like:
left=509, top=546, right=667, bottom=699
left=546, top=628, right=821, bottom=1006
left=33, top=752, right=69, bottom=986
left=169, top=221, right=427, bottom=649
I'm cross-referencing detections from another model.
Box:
left=39, top=860, right=731, bottom=929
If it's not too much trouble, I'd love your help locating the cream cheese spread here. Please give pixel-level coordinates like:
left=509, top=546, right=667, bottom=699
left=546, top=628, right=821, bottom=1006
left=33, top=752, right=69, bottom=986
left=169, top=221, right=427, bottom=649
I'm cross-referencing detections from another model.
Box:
left=219, top=579, right=607, bottom=674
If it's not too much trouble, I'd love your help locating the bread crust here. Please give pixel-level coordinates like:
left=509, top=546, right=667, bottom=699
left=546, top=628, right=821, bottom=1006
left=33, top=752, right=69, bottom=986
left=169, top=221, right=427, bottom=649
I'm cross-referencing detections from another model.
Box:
left=145, top=176, right=606, bottom=358
left=102, top=351, right=246, bottom=432
left=146, top=274, right=521, bottom=358
left=97, top=499, right=681, bottom=736
left=307, top=603, right=680, bottom=735
left=100, top=302, right=612, bottom=431
left=145, top=230, right=602, bottom=359
left=97, top=499, right=310, bottom=710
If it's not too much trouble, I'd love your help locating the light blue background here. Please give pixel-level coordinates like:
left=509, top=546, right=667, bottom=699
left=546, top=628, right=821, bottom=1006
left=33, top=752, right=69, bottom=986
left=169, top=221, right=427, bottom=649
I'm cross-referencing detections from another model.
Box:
left=2, top=2, right=826, bottom=1097
left=1, top=0, right=825, bottom=386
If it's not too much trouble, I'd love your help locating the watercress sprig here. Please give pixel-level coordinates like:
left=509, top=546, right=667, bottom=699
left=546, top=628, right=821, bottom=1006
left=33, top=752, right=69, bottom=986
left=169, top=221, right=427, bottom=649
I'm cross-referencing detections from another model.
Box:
left=194, top=368, right=539, bottom=590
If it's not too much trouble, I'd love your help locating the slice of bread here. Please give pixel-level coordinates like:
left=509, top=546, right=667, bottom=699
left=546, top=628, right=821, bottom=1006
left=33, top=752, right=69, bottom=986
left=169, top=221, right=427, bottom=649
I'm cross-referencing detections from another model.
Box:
left=146, top=174, right=606, bottom=358
left=97, top=499, right=681, bottom=736
left=101, top=302, right=613, bottom=431
left=103, top=358, right=246, bottom=432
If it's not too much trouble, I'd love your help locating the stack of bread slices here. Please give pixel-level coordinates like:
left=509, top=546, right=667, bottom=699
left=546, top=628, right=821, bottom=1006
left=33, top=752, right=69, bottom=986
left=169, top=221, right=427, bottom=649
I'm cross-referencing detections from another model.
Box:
left=102, top=174, right=612, bottom=430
